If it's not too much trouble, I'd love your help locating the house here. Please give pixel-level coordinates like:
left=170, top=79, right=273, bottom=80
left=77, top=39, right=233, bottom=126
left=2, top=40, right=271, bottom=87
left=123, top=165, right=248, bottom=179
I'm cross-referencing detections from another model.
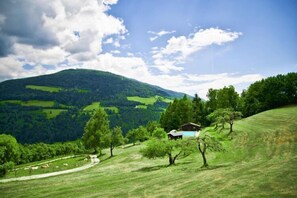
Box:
left=181, top=122, right=201, bottom=131
left=168, top=123, right=201, bottom=140
left=168, top=130, right=183, bottom=140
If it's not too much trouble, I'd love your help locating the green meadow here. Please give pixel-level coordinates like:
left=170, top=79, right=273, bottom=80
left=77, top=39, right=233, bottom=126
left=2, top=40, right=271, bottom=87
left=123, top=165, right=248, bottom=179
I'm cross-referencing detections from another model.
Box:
left=0, top=100, right=55, bottom=107
left=83, top=102, right=119, bottom=113
left=42, top=109, right=68, bottom=119
left=26, top=85, right=63, bottom=93
left=1, top=106, right=296, bottom=197
left=127, top=96, right=173, bottom=109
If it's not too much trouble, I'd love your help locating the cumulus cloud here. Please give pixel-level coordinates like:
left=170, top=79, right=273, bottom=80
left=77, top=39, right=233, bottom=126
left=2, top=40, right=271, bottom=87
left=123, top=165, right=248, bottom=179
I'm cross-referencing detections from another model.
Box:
left=0, top=1, right=261, bottom=99
left=152, top=28, right=242, bottom=73
left=148, top=30, right=176, bottom=41
left=0, top=0, right=126, bottom=79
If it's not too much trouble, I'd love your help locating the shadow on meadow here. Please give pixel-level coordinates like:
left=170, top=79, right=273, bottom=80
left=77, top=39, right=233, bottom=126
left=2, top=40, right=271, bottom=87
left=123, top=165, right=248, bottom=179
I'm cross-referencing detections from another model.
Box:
left=134, top=164, right=169, bottom=172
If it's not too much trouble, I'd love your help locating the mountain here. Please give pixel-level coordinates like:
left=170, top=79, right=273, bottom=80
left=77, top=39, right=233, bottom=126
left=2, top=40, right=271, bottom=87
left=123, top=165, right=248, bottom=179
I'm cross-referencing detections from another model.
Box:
left=0, top=69, right=184, bottom=143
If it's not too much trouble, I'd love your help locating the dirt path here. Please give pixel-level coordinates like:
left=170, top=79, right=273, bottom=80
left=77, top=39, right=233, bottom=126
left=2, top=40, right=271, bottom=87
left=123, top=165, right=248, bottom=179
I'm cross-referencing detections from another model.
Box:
left=0, top=155, right=99, bottom=183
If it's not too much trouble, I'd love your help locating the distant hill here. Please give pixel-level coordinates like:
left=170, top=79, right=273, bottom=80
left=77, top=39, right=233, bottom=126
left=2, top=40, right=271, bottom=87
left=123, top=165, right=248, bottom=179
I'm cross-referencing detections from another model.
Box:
left=0, top=69, right=184, bottom=143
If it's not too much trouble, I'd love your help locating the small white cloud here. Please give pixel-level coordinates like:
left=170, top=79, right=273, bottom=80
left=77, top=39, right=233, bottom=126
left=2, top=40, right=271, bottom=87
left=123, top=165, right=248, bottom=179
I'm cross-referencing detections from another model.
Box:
left=152, top=27, right=242, bottom=73
left=110, top=50, right=120, bottom=54
left=104, top=37, right=114, bottom=44
left=150, top=36, right=159, bottom=42
left=148, top=30, right=176, bottom=41
left=103, top=0, right=118, bottom=5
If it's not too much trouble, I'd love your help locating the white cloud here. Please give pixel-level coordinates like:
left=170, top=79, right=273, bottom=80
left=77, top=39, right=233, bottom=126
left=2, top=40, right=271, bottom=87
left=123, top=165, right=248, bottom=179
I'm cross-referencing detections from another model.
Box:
left=152, top=28, right=242, bottom=73
left=0, top=2, right=261, bottom=100
left=148, top=30, right=176, bottom=41
left=13, top=43, right=68, bottom=66
left=0, top=0, right=126, bottom=78
left=110, top=50, right=121, bottom=54
left=41, top=0, right=126, bottom=61
left=104, top=37, right=114, bottom=44
left=103, top=0, right=118, bottom=5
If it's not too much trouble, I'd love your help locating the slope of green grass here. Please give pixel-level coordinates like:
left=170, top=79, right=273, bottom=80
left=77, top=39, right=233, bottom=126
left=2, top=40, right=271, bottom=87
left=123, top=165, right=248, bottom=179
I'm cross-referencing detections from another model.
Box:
left=127, top=96, right=173, bottom=106
left=0, top=100, right=55, bottom=107
left=83, top=102, right=119, bottom=113
left=127, top=96, right=157, bottom=105
left=1, top=106, right=297, bottom=197
left=42, top=109, right=68, bottom=119
left=26, top=85, right=63, bottom=92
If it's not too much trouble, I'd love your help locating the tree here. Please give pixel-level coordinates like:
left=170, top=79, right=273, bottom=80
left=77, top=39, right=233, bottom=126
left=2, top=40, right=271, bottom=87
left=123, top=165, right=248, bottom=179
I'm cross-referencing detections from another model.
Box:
left=223, top=109, right=242, bottom=134
left=151, top=127, right=167, bottom=139
left=82, top=106, right=111, bottom=155
left=110, top=126, right=124, bottom=157
left=141, top=138, right=195, bottom=165
left=0, top=134, right=20, bottom=176
left=192, top=94, right=208, bottom=126
left=160, top=99, right=182, bottom=132
left=196, top=133, right=224, bottom=167
left=206, top=86, right=240, bottom=112
left=0, top=134, right=20, bottom=165
left=146, top=121, right=160, bottom=136
left=207, top=108, right=242, bottom=133
left=126, top=126, right=149, bottom=145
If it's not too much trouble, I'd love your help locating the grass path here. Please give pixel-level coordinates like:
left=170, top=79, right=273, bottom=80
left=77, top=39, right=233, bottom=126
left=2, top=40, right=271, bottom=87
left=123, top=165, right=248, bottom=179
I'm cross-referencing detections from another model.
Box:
left=0, top=155, right=99, bottom=183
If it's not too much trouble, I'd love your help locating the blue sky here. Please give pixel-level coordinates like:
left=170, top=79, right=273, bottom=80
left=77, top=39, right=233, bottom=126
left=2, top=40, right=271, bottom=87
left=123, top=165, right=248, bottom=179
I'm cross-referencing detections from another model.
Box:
left=0, top=0, right=296, bottom=98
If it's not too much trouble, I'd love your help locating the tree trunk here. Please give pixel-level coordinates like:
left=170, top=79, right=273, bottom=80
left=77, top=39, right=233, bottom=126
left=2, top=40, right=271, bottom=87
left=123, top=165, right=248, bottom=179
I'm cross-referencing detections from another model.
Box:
left=230, top=122, right=233, bottom=133
left=198, top=143, right=208, bottom=167
left=110, top=143, right=114, bottom=157
left=168, top=153, right=175, bottom=165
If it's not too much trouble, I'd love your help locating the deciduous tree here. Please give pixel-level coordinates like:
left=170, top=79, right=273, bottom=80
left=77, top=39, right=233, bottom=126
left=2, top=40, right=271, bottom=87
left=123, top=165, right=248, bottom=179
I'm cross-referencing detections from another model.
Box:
left=110, top=126, right=124, bottom=157
left=196, top=133, right=224, bottom=167
left=141, top=138, right=196, bottom=165
left=82, top=106, right=111, bottom=155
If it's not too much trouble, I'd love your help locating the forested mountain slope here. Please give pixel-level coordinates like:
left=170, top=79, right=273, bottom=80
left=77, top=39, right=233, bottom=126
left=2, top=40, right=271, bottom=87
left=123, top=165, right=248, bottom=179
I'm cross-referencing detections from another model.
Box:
left=0, top=69, right=183, bottom=143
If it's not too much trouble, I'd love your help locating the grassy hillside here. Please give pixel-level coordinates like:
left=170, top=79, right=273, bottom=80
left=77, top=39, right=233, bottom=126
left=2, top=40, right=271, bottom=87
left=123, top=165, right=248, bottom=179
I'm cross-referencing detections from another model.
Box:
left=1, top=106, right=296, bottom=197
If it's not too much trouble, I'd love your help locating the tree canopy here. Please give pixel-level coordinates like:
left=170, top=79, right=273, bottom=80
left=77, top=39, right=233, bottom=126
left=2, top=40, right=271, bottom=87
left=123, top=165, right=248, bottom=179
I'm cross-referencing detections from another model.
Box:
left=82, top=105, right=111, bottom=154
left=141, top=138, right=196, bottom=165
left=110, top=126, right=124, bottom=157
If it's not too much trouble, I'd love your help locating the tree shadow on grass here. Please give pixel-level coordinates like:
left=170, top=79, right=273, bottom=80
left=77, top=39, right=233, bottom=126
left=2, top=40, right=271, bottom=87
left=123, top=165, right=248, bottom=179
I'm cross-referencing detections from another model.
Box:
left=134, top=164, right=169, bottom=173
left=197, top=163, right=232, bottom=172
left=179, top=163, right=233, bottom=173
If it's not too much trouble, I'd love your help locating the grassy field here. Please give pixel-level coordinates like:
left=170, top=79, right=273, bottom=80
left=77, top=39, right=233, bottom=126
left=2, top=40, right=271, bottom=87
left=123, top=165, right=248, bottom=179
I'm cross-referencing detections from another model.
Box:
left=26, top=85, right=63, bottom=92
left=83, top=102, right=119, bottom=113
left=127, top=96, right=173, bottom=106
left=42, top=109, right=68, bottom=119
left=1, top=106, right=296, bottom=197
left=0, top=100, right=55, bottom=107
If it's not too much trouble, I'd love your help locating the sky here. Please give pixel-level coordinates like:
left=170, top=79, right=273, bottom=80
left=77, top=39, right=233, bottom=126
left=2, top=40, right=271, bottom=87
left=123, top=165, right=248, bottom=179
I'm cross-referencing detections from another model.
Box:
left=0, top=0, right=296, bottom=98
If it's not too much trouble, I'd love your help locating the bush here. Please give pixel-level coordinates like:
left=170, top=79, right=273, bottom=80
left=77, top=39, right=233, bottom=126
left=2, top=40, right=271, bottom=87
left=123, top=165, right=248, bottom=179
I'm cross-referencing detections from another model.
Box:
left=0, top=161, right=14, bottom=177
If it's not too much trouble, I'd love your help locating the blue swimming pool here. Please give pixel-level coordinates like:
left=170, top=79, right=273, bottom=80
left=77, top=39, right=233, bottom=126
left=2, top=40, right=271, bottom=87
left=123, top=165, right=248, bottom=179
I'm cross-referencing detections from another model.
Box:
left=181, top=131, right=197, bottom=137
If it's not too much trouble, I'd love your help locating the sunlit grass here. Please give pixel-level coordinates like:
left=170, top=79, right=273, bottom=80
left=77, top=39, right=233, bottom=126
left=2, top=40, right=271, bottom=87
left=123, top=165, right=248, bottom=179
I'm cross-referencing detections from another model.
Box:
left=1, top=106, right=297, bottom=197
left=26, top=85, right=62, bottom=93
left=83, top=102, right=119, bottom=113
left=42, top=109, right=68, bottom=119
